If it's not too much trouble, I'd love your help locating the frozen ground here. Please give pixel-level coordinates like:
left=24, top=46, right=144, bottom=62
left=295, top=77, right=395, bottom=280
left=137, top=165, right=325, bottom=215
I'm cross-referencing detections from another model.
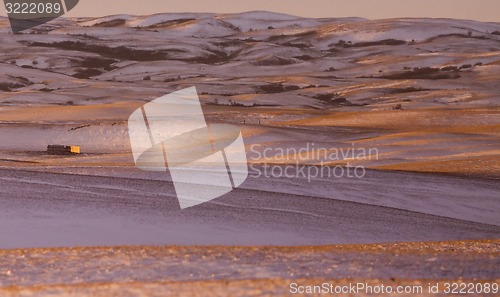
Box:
left=0, top=167, right=498, bottom=249
left=0, top=240, right=498, bottom=296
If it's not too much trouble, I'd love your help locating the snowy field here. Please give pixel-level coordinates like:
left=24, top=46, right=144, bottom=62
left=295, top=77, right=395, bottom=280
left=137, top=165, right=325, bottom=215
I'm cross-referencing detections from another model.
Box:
left=0, top=11, right=499, bottom=295
left=0, top=240, right=498, bottom=296
left=0, top=12, right=499, bottom=177
left=0, top=166, right=498, bottom=249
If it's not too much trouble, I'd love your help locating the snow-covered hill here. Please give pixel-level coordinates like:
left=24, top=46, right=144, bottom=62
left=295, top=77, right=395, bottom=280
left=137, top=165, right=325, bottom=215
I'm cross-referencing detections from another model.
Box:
left=0, top=12, right=499, bottom=175
left=0, top=11, right=498, bottom=109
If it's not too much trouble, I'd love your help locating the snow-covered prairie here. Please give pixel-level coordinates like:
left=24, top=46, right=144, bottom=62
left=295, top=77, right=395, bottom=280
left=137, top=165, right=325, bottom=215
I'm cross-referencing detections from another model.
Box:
left=0, top=11, right=498, bottom=243
left=0, top=240, right=498, bottom=296
left=0, top=12, right=499, bottom=247
left=0, top=12, right=499, bottom=296
left=0, top=12, right=498, bottom=174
